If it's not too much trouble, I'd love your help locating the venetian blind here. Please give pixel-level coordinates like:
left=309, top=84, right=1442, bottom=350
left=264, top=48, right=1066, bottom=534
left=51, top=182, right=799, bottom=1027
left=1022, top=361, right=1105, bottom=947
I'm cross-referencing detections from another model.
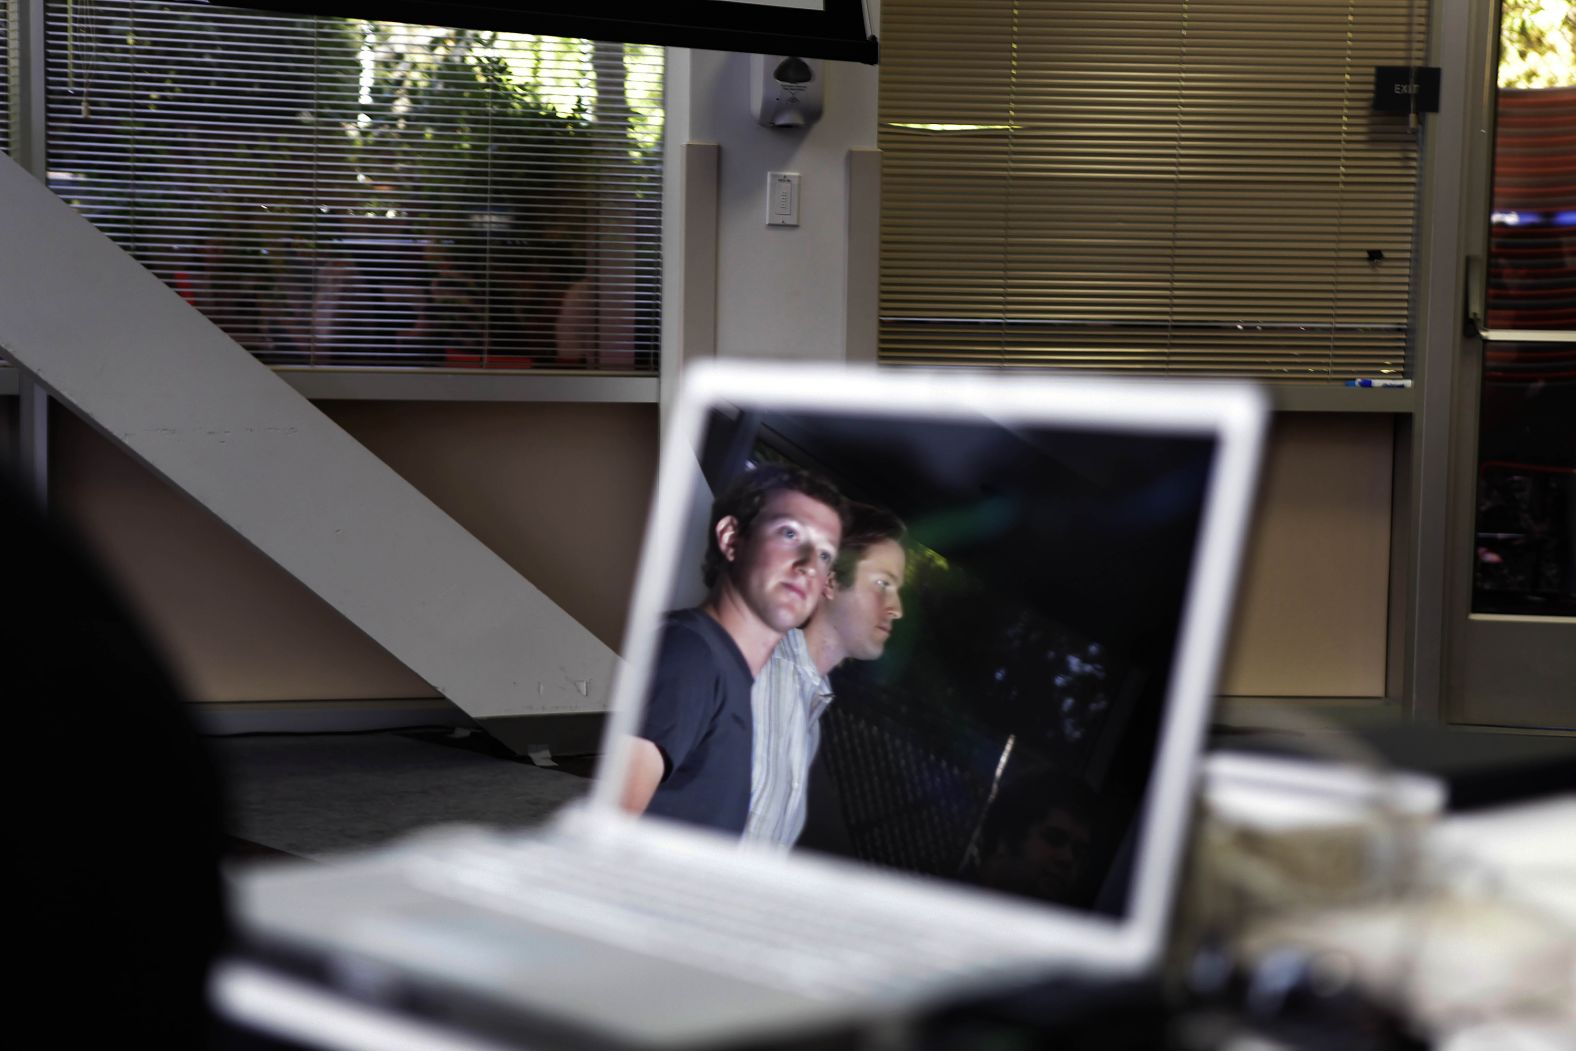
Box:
left=45, top=0, right=663, bottom=371
left=879, top=0, right=1428, bottom=379
left=1, top=3, right=11, bottom=157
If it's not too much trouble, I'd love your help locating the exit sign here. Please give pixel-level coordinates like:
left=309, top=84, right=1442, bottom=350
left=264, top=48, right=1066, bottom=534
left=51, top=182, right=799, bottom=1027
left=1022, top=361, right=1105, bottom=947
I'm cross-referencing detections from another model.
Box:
left=1373, top=66, right=1441, bottom=114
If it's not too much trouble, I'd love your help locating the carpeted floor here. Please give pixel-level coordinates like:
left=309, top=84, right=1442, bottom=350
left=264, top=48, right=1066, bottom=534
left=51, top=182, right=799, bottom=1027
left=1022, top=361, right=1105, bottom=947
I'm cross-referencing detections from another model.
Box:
left=211, top=729, right=594, bottom=861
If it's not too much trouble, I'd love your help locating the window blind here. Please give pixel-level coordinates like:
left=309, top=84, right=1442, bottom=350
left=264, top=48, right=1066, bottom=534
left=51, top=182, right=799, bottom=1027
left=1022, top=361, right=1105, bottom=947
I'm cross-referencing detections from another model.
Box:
left=1, top=3, right=11, bottom=157
left=45, top=0, right=663, bottom=371
left=878, top=0, right=1428, bottom=379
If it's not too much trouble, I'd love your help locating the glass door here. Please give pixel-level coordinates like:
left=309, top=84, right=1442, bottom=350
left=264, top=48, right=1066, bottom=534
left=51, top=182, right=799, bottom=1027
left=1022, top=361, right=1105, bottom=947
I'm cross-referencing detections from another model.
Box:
left=1447, top=0, right=1575, bottom=729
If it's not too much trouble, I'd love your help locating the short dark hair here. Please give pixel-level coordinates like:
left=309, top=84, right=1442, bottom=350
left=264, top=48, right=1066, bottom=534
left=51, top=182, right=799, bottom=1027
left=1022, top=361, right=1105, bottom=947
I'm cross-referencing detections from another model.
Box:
left=979, top=770, right=1097, bottom=857
left=832, top=502, right=906, bottom=588
left=702, top=464, right=847, bottom=589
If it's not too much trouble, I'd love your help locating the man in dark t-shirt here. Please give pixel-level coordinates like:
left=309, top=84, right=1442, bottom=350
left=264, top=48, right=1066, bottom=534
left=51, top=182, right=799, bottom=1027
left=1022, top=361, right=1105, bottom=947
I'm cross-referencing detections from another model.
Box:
left=621, top=464, right=845, bottom=834
left=637, top=608, right=755, bottom=829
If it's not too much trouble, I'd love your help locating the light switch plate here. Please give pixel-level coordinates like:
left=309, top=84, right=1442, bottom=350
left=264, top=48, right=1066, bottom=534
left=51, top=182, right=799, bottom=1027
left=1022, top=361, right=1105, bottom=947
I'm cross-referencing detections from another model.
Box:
left=767, top=171, right=800, bottom=227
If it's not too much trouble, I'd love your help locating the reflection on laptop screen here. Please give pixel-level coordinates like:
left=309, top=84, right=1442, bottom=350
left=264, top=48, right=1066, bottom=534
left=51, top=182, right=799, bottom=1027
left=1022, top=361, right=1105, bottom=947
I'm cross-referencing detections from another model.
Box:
left=636, top=404, right=1218, bottom=922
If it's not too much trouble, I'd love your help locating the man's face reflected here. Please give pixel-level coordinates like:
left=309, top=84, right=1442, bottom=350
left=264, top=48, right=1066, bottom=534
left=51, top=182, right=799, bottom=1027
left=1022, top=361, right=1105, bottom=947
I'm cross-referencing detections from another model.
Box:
left=726, top=488, right=843, bottom=634
left=981, top=806, right=1092, bottom=903
left=822, top=539, right=906, bottom=661
left=1019, top=808, right=1091, bottom=899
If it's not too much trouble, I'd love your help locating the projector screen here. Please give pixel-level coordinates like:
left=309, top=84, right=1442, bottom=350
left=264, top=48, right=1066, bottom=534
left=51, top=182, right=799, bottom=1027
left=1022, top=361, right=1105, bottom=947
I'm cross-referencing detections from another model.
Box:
left=237, top=0, right=878, bottom=63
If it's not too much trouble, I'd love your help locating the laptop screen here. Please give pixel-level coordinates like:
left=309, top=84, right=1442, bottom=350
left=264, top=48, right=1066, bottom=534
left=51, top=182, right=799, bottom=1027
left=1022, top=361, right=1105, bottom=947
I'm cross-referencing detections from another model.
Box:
left=626, top=394, right=1221, bottom=923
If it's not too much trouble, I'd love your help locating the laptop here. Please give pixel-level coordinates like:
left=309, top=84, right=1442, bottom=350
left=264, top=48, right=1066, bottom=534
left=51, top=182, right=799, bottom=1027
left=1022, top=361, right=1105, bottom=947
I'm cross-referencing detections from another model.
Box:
left=216, top=362, right=1266, bottom=1050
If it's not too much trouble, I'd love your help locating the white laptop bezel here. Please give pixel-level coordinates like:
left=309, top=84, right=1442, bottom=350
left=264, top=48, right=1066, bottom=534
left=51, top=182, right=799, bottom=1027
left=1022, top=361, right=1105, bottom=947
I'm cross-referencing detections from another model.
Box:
left=589, top=361, right=1265, bottom=975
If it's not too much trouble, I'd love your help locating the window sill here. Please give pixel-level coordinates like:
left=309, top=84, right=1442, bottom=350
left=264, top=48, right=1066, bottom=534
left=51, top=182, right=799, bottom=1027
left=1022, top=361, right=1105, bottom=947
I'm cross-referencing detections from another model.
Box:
left=6, top=366, right=1416, bottom=411
left=275, top=368, right=659, bottom=404
left=1267, top=385, right=1415, bottom=413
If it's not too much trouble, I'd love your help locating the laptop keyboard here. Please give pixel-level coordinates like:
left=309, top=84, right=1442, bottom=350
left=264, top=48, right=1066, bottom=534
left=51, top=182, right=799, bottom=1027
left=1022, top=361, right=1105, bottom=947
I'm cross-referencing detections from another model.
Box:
left=403, top=830, right=1012, bottom=1002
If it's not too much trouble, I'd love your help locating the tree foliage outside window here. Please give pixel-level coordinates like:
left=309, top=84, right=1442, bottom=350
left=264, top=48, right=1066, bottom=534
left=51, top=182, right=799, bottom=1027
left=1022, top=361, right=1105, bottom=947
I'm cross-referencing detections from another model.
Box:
left=1499, top=0, right=1575, bottom=87
left=43, top=0, right=663, bottom=370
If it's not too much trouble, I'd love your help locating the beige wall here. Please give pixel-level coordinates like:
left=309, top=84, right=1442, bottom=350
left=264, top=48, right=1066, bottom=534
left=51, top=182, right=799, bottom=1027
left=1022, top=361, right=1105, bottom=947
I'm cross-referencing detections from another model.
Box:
left=1219, top=413, right=1394, bottom=697
left=28, top=389, right=1397, bottom=707
left=50, top=401, right=657, bottom=703
left=42, top=398, right=1394, bottom=705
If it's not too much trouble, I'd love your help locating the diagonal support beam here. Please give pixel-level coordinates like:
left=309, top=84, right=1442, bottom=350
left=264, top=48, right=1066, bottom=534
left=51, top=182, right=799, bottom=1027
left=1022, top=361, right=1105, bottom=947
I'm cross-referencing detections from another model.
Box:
left=0, top=153, right=617, bottom=725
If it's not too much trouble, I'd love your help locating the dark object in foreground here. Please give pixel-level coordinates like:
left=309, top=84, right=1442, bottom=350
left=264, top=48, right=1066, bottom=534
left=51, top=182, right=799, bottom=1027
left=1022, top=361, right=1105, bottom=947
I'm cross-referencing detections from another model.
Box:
left=5, top=471, right=227, bottom=1048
